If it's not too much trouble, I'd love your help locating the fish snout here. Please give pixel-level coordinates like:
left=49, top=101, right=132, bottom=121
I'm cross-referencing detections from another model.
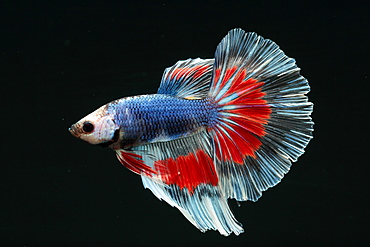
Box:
left=68, top=124, right=80, bottom=137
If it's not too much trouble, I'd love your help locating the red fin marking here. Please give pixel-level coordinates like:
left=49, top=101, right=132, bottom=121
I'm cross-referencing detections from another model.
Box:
left=213, top=68, right=221, bottom=86
left=214, top=129, right=244, bottom=164
left=230, top=107, right=271, bottom=124
left=117, top=151, right=156, bottom=176
left=171, top=65, right=210, bottom=81
left=219, top=67, right=237, bottom=89
left=228, top=116, right=266, bottom=136
left=233, top=78, right=261, bottom=97
left=193, top=65, right=210, bottom=79
left=213, top=69, right=271, bottom=164
left=226, top=123, right=262, bottom=157
left=172, top=68, right=187, bottom=80
left=154, top=149, right=218, bottom=192
left=224, top=69, right=247, bottom=95
left=214, top=131, right=232, bottom=162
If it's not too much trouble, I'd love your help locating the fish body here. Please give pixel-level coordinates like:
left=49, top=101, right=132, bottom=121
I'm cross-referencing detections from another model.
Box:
left=69, top=29, right=313, bottom=236
left=109, top=94, right=217, bottom=145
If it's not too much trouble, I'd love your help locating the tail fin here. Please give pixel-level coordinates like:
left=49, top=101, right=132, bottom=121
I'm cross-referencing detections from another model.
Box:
left=209, top=28, right=313, bottom=202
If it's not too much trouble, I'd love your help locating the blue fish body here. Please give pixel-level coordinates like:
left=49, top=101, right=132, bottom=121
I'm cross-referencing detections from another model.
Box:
left=108, top=94, right=218, bottom=145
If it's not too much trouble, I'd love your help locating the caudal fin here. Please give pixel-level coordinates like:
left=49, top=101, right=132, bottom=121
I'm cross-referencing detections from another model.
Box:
left=209, top=28, right=313, bottom=202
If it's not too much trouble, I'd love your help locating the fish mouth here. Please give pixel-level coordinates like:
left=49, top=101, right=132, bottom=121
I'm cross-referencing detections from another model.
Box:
left=68, top=124, right=80, bottom=137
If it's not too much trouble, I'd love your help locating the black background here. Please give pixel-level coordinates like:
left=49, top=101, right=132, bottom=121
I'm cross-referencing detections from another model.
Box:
left=1, top=0, right=369, bottom=246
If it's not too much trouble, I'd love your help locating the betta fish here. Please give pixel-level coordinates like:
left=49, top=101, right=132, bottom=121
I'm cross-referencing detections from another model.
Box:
left=69, top=28, right=313, bottom=236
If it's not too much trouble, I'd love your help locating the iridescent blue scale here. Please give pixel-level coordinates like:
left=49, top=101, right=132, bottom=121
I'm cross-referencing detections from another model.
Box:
left=108, top=94, right=217, bottom=146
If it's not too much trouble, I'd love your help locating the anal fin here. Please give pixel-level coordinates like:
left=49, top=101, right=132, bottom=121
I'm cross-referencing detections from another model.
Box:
left=132, top=130, right=244, bottom=235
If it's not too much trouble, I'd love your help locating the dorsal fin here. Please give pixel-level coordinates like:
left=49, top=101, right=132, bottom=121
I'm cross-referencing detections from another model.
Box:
left=157, top=58, right=214, bottom=99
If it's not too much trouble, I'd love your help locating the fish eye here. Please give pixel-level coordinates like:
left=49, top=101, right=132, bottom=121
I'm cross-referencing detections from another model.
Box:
left=82, top=122, right=94, bottom=133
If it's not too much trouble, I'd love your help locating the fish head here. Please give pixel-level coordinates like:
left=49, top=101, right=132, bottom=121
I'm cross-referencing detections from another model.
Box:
left=69, top=105, right=119, bottom=146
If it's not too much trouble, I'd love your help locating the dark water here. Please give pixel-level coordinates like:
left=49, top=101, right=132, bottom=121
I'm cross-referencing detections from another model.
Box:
left=1, top=1, right=368, bottom=246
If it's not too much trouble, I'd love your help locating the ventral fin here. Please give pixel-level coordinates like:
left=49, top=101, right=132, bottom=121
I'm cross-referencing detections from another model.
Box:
left=115, top=149, right=156, bottom=177
left=157, top=58, right=214, bottom=99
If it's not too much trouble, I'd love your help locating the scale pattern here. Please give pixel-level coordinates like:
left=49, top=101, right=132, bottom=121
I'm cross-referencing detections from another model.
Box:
left=108, top=94, right=218, bottom=145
